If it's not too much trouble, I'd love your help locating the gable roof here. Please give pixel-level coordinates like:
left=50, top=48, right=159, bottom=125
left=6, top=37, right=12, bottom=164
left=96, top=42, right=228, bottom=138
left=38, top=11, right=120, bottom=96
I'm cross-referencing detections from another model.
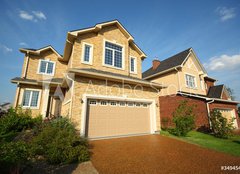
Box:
left=142, top=48, right=191, bottom=79
left=142, top=48, right=207, bottom=79
left=63, top=20, right=147, bottom=62
left=207, top=85, right=224, bottom=99
left=19, top=45, right=63, bottom=59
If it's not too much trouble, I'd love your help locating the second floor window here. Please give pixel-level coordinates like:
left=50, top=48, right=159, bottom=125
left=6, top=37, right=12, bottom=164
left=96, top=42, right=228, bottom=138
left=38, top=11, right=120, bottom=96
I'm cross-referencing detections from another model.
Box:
left=104, top=41, right=123, bottom=68
left=38, top=60, right=55, bottom=75
left=185, top=74, right=196, bottom=89
left=22, top=90, right=40, bottom=108
left=82, top=43, right=93, bottom=64
left=130, top=57, right=136, bottom=73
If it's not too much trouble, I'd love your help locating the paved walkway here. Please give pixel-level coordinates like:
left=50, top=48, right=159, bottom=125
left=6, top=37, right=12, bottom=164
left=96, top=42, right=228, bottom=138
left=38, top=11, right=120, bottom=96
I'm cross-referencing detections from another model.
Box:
left=90, top=135, right=240, bottom=174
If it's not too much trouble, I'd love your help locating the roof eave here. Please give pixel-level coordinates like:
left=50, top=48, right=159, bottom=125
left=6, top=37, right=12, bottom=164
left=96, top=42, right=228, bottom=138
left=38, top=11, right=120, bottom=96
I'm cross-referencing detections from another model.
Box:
left=68, top=68, right=167, bottom=89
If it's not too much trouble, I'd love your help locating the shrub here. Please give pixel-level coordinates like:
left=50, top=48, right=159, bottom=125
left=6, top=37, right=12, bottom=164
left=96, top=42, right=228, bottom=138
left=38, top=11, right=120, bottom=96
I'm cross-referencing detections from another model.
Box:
left=0, top=141, right=30, bottom=173
left=210, top=109, right=234, bottom=139
left=161, top=117, right=170, bottom=130
left=31, top=118, right=89, bottom=164
left=171, top=100, right=195, bottom=136
left=0, top=107, right=42, bottom=142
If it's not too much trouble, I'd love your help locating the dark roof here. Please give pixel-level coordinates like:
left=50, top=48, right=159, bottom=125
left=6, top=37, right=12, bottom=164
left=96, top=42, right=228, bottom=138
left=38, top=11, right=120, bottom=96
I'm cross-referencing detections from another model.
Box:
left=11, top=77, right=63, bottom=85
left=20, top=45, right=63, bottom=57
left=142, top=48, right=192, bottom=79
left=70, top=68, right=163, bottom=86
left=207, top=85, right=224, bottom=98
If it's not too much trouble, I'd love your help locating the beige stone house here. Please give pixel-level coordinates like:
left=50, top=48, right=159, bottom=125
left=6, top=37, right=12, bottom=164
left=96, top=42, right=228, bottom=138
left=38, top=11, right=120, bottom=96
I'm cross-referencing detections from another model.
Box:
left=11, top=20, right=166, bottom=139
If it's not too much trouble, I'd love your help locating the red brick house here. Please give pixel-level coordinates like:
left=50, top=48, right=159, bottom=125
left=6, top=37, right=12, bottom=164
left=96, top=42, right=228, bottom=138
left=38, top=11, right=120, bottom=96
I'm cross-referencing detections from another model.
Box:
left=143, top=48, right=240, bottom=130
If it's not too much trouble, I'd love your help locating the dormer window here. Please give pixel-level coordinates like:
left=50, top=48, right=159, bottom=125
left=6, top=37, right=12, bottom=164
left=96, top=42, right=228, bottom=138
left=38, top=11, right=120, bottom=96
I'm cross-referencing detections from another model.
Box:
left=185, top=74, right=197, bottom=89
left=38, top=59, right=55, bottom=76
left=104, top=41, right=123, bottom=69
left=82, top=42, right=93, bottom=65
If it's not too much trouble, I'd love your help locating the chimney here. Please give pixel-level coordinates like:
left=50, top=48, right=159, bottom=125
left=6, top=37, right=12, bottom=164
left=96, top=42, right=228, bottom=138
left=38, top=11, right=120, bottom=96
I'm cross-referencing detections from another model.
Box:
left=152, top=58, right=161, bottom=70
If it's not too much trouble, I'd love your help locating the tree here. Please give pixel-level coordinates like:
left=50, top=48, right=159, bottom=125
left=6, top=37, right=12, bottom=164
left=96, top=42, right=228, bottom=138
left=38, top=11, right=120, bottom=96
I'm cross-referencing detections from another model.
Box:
left=171, top=100, right=196, bottom=136
left=225, top=86, right=235, bottom=100
left=238, top=106, right=240, bottom=118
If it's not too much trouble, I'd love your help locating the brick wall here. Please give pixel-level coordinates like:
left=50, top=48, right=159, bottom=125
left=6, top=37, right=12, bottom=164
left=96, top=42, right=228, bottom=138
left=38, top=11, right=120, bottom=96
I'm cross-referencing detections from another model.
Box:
left=159, top=95, right=210, bottom=130
left=209, top=102, right=240, bottom=128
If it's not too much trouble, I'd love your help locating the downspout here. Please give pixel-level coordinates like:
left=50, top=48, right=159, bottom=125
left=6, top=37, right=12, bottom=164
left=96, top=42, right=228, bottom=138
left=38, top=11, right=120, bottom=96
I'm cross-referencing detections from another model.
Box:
left=206, top=99, right=214, bottom=129
left=66, top=73, right=75, bottom=120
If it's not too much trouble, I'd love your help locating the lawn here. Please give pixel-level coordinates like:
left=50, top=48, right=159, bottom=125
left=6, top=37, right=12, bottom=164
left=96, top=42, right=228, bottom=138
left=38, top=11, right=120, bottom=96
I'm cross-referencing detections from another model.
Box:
left=160, top=130, right=240, bottom=157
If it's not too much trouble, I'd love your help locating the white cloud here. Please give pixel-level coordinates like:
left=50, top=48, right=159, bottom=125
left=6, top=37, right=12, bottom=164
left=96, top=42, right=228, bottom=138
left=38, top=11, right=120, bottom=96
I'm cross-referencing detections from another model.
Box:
left=19, top=10, right=46, bottom=22
left=204, top=54, right=240, bottom=71
left=216, top=7, right=236, bottom=21
left=19, top=10, right=34, bottom=21
left=0, top=44, right=13, bottom=53
left=19, top=42, right=28, bottom=46
left=32, top=11, right=46, bottom=20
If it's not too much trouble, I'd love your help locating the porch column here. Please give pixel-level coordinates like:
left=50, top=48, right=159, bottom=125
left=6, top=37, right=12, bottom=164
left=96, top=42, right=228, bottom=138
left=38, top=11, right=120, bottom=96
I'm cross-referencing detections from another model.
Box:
left=41, top=84, right=50, bottom=118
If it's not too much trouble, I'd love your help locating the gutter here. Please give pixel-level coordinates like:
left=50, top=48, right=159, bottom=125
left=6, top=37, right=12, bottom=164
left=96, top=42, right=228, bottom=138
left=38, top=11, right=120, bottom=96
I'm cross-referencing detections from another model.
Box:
left=206, top=99, right=214, bottom=129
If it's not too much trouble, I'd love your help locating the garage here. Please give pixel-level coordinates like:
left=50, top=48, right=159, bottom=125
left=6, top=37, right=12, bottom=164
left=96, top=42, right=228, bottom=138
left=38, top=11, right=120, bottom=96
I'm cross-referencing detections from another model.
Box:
left=86, top=99, right=151, bottom=139
left=217, top=109, right=238, bottom=128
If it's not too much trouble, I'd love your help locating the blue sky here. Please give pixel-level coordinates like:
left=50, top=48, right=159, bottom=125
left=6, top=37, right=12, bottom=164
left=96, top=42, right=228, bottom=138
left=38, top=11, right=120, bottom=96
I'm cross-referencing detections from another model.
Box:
left=0, top=0, right=240, bottom=103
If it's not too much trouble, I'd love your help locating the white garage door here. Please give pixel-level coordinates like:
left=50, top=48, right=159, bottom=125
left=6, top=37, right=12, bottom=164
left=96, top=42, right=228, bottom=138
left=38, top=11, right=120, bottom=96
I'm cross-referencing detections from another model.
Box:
left=86, top=99, right=151, bottom=139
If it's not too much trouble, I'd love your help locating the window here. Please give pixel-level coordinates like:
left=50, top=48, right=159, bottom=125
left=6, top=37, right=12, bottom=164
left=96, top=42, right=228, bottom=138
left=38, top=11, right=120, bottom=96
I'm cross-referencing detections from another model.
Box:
left=82, top=43, right=93, bottom=64
left=130, top=57, right=136, bottom=73
left=135, top=103, right=141, bottom=107
left=38, top=60, right=55, bottom=75
left=100, top=101, right=108, bottom=106
left=127, top=102, right=134, bottom=107
left=104, top=41, right=123, bottom=68
left=89, top=100, right=97, bottom=105
left=22, top=90, right=40, bottom=108
left=142, top=103, right=148, bottom=108
left=119, top=102, right=126, bottom=107
left=110, top=101, right=117, bottom=106
left=185, top=74, right=196, bottom=89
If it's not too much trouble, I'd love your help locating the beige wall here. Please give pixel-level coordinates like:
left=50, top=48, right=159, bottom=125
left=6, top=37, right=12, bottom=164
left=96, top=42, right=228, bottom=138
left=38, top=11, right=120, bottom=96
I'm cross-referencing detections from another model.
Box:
left=152, top=71, right=179, bottom=96
left=71, top=25, right=143, bottom=78
left=151, top=53, right=208, bottom=96
left=70, top=76, right=160, bottom=131
left=179, top=54, right=207, bottom=95
left=21, top=50, right=68, bottom=81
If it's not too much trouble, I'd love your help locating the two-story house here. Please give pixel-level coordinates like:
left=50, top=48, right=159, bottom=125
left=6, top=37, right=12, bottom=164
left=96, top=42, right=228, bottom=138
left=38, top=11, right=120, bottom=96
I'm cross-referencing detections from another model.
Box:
left=143, top=48, right=240, bottom=130
left=11, top=20, right=166, bottom=139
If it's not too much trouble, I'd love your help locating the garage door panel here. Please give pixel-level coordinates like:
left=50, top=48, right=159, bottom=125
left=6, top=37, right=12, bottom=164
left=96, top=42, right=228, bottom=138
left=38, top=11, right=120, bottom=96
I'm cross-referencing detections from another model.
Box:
left=87, top=100, right=151, bottom=138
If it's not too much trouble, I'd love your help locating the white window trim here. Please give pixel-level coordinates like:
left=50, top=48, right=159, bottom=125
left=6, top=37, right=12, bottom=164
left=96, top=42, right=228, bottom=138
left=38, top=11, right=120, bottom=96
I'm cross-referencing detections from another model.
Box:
left=21, top=89, right=41, bottom=109
left=81, top=42, right=93, bottom=65
left=102, top=39, right=125, bottom=70
left=185, top=73, right=197, bottom=89
left=130, top=56, right=137, bottom=74
left=37, top=59, right=56, bottom=76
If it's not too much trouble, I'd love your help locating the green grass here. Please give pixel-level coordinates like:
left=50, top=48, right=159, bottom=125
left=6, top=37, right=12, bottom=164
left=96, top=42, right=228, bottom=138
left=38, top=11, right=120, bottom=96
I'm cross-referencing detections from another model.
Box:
left=160, top=130, right=240, bottom=157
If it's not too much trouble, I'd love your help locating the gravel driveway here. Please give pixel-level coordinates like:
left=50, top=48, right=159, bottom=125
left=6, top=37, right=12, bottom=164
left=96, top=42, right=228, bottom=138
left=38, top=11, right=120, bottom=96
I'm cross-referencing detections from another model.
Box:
left=90, top=135, right=240, bottom=174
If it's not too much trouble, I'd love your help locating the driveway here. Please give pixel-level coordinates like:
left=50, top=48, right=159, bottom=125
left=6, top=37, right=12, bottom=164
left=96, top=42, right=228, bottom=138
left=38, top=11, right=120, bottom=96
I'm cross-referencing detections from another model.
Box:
left=90, top=135, right=240, bottom=174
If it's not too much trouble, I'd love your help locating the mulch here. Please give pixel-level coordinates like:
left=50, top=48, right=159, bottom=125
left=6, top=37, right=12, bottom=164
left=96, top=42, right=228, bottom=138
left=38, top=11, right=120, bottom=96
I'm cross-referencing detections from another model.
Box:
left=90, top=135, right=240, bottom=174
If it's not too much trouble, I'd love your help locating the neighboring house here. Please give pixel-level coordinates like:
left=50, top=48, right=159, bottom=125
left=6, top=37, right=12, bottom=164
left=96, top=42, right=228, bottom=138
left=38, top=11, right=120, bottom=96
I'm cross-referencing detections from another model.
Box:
left=11, top=20, right=166, bottom=139
left=0, top=102, right=12, bottom=116
left=143, top=48, right=240, bottom=130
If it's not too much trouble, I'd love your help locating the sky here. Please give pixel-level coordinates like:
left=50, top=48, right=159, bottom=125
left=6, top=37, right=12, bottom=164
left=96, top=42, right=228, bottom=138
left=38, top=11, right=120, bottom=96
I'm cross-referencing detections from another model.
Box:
left=0, top=0, right=240, bottom=103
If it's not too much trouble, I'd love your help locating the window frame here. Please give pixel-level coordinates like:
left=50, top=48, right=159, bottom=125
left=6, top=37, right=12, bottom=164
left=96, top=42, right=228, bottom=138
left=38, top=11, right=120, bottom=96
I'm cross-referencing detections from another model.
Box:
left=130, top=56, right=137, bottom=74
left=21, top=89, right=41, bottom=109
left=81, top=42, right=93, bottom=65
left=102, top=39, right=125, bottom=70
left=37, top=59, right=56, bottom=76
left=185, top=73, right=197, bottom=89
